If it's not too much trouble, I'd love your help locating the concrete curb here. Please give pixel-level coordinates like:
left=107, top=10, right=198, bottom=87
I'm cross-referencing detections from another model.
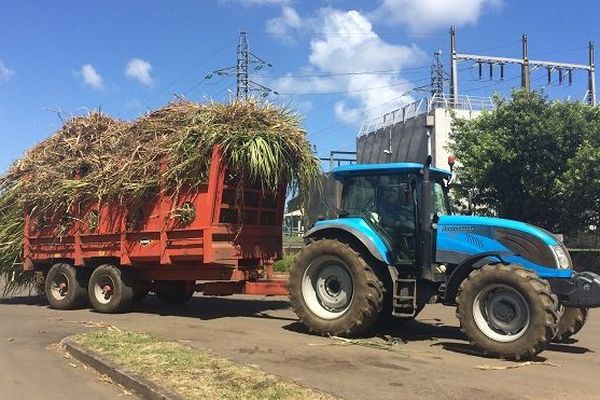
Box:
left=63, top=337, right=182, bottom=400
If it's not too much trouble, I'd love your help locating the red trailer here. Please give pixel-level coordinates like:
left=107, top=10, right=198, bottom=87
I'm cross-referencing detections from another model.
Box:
left=23, top=147, right=289, bottom=312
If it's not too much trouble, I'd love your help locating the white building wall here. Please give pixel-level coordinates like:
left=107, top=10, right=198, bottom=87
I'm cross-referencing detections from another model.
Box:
left=431, top=108, right=483, bottom=171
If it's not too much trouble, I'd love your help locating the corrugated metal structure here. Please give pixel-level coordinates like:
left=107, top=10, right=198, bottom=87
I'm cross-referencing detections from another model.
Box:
left=357, top=94, right=494, bottom=169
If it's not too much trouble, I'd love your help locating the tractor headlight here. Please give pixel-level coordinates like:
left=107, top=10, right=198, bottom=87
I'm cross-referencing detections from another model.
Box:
left=551, top=245, right=571, bottom=269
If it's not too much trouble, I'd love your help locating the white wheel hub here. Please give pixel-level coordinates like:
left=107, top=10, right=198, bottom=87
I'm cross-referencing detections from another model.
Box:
left=50, top=272, right=69, bottom=301
left=302, top=256, right=354, bottom=320
left=94, top=275, right=115, bottom=305
left=473, top=283, right=530, bottom=343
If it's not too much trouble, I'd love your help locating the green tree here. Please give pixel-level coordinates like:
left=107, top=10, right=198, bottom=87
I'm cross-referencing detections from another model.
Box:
left=450, top=89, right=600, bottom=234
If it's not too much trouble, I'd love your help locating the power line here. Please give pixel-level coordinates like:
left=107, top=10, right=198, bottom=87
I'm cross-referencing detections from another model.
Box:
left=144, top=36, right=237, bottom=104
left=450, top=26, right=596, bottom=105
left=308, top=85, right=429, bottom=139
left=275, top=77, right=431, bottom=96
left=257, top=65, right=431, bottom=79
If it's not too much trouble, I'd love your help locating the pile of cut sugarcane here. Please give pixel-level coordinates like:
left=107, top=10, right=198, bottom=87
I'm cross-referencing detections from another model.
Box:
left=0, top=100, right=319, bottom=294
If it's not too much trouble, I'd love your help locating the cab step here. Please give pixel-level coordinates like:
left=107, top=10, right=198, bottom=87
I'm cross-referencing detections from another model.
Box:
left=392, top=278, right=417, bottom=317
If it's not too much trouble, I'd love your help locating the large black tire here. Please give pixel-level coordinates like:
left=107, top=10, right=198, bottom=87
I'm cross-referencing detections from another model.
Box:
left=155, top=281, right=195, bottom=305
left=553, top=307, right=588, bottom=343
left=88, top=264, right=134, bottom=313
left=289, top=238, right=385, bottom=337
left=456, top=264, right=559, bottom=360
left=45, top=263, right=88, bottom=309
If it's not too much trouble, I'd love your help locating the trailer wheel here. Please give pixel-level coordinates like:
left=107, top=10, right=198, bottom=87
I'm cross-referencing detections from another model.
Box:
left=88, top=264, right=134, bottom=313
left=553, top=307, right=588, bottom=343
left=45, top=263, right=88, bottom=309
left=155, top=281, right=195, bottom=305
left=456, top=264, right=558, bottom=360
left=289, top=238, right=384, bottom=337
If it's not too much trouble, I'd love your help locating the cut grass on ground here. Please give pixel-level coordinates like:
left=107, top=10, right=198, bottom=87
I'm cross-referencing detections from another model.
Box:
left=72, top=328, right=334, bottom=400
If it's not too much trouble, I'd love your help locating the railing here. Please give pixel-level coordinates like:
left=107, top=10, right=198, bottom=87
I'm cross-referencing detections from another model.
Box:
left=358, top=94, right=495, bottom=137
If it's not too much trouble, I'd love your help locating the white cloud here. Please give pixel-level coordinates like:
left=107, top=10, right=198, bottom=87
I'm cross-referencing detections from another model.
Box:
left=271, top=9, right=425, bottom=123
left=266, top=5, right=303, bottom=44
left=0, top=61, right=15, bottom=82
left=76, top=64, right=103, bottom=90
left=125, top=58, right=153, bottom=86
left=371, top=0, right=501, bottom=31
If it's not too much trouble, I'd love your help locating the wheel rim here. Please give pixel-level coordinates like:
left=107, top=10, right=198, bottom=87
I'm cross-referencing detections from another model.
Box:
left=50, top=272, right=69, bottom=301
left=302, top=256, right=354, bottom=320
left=94, top=275, right=115, bottom=305
left=473, top=283, right=530, bottom=343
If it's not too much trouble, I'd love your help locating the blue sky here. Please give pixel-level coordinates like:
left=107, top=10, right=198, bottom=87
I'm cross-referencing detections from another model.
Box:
left=1, top=0, right=599, bottom=172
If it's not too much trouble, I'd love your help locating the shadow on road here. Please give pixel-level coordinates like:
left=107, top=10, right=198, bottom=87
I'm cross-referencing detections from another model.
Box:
left=283, top=316, right=464, bottom=341
left=130, top=295, right=296, bottom=322
left=0, top=294, right=47, bottom=306
left=546, top=342, right=594, bottom=355
left=0, top=293, right=293, bottom=322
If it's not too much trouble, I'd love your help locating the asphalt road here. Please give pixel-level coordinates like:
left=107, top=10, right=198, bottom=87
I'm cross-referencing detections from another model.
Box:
left=1, top=291, right=598, bottom=400
left=0, top=295, right=133, bottom=400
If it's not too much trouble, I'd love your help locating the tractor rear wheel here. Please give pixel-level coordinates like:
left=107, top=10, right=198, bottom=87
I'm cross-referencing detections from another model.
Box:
left=289, top=238, right=385, bottom=337
left=88, top=264, right=134, bottom=313
left=553, top=307, right=588, bottom=343
left=456, top=264, right=559, bottom=360
left=45, top=263, right=88, bottom=309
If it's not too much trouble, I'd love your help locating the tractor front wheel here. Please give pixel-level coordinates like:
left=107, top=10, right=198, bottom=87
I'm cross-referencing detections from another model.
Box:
left=456, top=264, right=558, bottom=360
left=289, top=238, right=385, bottom=337
left=553, top=307, right=588, bottom=343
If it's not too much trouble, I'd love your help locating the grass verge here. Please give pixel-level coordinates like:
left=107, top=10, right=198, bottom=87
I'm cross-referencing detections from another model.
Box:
left=72, top=328, right=334, bottom=400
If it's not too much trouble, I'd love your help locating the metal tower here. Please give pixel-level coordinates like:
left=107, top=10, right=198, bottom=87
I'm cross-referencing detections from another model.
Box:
left=431, top=50, right=445, bottom=97
left=210, top=32, right=277, bottom=99
left=236, top=32, right=250, bottom=99
left=449, top=27, right=596, bottom=106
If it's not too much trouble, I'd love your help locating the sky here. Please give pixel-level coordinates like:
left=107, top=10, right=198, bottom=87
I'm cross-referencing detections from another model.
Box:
left=1, top=0, right=600, bottom=172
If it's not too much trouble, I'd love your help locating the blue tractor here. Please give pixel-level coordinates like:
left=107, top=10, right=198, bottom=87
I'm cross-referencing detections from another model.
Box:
left=289, top=158, right=600, bottom=360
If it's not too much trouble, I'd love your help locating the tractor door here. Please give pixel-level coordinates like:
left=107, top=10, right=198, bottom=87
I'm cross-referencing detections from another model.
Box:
left=340, top=173, right=417, bottom=263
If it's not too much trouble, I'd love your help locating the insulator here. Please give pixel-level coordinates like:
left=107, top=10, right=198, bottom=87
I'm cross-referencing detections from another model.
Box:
left=478, top=63, right=483, bottom=79
left=559, top=69, right=563, bottom=85
left=547, top=68, right=552, bottom=84
left=500, top=64, right=504, bottom=81
left=568, top=69, right=573, bottom=86
left=489, top=63, right=493, bottom=80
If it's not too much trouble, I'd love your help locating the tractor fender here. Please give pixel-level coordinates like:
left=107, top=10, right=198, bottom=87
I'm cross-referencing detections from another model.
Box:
left=304, top=220, right=391, bottom=264
left=442, top=251, right=515, bottom=305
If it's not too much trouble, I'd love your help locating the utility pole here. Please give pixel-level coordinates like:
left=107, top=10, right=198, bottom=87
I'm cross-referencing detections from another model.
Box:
left=450, top=26, right=458, bottom=106
left=450, top=28, right=595, bottom=104
left=589, top=41, right=596, bottom=105
left=521, top=34, right=530, bottom=92
left=209, top=32, right=277, bottom=99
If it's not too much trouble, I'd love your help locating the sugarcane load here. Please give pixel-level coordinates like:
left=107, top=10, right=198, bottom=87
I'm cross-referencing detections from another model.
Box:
left=0, top=99, right=319, bottom=309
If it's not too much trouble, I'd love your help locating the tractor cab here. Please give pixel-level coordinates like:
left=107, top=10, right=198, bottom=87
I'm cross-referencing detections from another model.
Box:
left=332, top=161, right=451, bottom=274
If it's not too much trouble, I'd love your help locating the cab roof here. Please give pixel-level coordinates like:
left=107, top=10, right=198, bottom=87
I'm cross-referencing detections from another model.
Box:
left=331, top=162, right=452, bottom=180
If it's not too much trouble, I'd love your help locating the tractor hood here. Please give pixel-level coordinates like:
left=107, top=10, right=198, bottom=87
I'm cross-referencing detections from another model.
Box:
left=436, top=215, right=573, bottom=279
left=437, top=215, right=560, bottom=246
